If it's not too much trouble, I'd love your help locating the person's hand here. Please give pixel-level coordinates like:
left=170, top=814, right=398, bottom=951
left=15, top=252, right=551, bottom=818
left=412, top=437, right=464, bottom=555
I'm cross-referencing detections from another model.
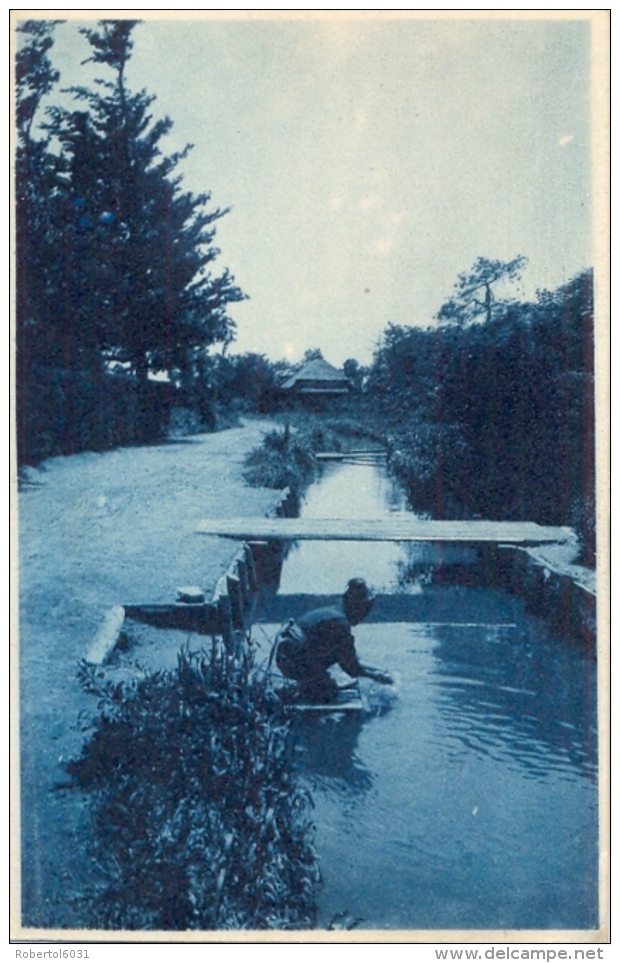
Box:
left=367, top=668, right=393, bottom=685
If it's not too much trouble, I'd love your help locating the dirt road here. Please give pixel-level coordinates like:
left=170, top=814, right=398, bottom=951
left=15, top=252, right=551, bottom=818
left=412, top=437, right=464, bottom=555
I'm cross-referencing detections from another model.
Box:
left=16, top=419, right=282, bottom=930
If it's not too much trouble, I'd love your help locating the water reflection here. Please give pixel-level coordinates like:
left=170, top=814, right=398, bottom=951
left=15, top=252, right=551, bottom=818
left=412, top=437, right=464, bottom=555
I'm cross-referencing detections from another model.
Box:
left=300, top=461, right=410, bottom=519
left=430, top=620, right=598, bottom=781
left=289, top=712, right=373, bottom=794
left=278, top=461, right=415, bottom=595
left=318, top=619, right=599, bottom=930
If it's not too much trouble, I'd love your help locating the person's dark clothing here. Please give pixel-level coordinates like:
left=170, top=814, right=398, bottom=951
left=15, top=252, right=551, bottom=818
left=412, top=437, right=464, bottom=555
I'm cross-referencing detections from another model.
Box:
left=275, top=605, right=364, bottom=702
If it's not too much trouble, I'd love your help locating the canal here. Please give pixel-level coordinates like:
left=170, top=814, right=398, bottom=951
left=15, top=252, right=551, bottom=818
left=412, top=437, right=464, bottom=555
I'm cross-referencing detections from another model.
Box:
left=252, top=459, right=599, bottom=931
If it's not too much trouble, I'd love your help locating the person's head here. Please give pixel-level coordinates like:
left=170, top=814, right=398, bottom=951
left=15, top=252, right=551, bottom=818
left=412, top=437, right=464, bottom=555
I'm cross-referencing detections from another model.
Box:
left=342, top=578, right=374, bottom=625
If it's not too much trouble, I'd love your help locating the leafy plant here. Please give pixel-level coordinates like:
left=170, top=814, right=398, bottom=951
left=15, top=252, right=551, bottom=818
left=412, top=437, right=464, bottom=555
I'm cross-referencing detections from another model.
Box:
left=69, top=643, right=320, bottom=930
left=242, top=413, right=384, bottom=496
left=243, top=427, right=318, bottom=491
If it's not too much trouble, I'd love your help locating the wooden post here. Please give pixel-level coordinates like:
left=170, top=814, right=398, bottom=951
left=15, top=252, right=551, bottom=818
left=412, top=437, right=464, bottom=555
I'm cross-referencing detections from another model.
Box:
left=247, top=540, right=269, bottom=583
left=217, top=594, right=234, bottom=651
left=244, top=542, right=259, bottom=592
left=274, top=486, right=291, bottom=518
left=236, top=557, right=250, bottom=607
left=227, top=574, right=243, bottom=628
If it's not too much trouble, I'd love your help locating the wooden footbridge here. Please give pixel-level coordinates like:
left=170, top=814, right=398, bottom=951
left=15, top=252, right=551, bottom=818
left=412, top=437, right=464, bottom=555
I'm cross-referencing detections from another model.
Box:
left=86, top=476, right=577, bottom=668
left=196, top=517, right=572, bottom=545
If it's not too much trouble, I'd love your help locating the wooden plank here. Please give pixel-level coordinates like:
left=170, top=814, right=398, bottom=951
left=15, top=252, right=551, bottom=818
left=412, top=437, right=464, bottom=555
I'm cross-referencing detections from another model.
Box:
left=85, top=605, right=126, bottom=665
left=236, top=558, right=250, bottom=604
left=227, top=574, right=244, bottom=628
left=247, top=539, right=284, bottom=586
left=123, top=602, right=222, bottom=635
left=217, top=595, right=234, bottom=650
left=284, top=686, right=363, bottom=713
left=316, top=450, right=386, bottom=461
left=196, top=516, right=572, bottom=545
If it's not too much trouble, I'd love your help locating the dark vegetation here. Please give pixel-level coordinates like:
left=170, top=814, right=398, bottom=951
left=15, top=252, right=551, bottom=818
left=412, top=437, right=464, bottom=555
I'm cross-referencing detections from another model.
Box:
left=68, top=644, right=319, bottom=930
left=243, top=424, right=318, bottom=492
left=16, top=20, right=244, bottom=464
left=242, top=415, right=379, bottom=491
left=367, top=266, right=596, bottom=564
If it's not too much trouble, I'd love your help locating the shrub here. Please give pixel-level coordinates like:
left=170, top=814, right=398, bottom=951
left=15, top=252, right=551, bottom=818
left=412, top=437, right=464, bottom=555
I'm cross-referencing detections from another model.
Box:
left=243, top=427, right=318, bottom=491
left=68, top=644, right=319, bottom=930
left=17, top=368, right=174, bottom=465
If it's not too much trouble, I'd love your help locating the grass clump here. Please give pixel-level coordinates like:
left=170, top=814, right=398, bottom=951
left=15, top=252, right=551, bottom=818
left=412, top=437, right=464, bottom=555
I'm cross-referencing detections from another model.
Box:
left=242, top=413, right=383, bottom=495
left=68, top=644, right=319, bottom=930
left=243, top=425, right=318, bottom=491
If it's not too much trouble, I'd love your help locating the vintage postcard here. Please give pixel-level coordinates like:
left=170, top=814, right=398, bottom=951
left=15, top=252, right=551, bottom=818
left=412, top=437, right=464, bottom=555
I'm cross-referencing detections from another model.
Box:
left=11, top=9, right=610, bottom=945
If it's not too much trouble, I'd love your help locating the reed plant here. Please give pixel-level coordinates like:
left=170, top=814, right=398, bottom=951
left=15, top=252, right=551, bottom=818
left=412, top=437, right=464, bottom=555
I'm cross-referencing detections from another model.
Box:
left=68, top=642, right=319, bottom=930
left=242, top=413, right=381, bottom=494
left=242, top=425, right=318, bottom=491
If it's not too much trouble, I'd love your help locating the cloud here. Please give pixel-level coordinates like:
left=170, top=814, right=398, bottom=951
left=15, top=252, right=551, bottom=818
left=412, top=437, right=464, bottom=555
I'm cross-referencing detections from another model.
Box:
left=558, top=134, right=574, bottom=147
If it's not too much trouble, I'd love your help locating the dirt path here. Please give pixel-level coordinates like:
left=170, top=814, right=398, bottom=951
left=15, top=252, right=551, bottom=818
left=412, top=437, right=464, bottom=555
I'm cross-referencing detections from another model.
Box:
left=16, top=418, right=282, bottom=930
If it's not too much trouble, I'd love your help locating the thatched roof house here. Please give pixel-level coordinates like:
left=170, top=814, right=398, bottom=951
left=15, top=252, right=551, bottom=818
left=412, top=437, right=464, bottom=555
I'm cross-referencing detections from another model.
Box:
left=282, top=358, right=351, bottom=396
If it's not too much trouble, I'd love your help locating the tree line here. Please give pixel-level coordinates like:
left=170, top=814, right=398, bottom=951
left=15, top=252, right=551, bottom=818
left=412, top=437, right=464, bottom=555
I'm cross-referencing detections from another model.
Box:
left=366, top=262, right=596, bottom=563
left=16, top=19, right=245, bottom=463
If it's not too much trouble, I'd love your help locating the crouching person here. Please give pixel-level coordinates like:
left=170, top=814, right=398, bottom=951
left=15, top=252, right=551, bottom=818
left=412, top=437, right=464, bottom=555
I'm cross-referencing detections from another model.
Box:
left=275, top=578, right=393, bottom=704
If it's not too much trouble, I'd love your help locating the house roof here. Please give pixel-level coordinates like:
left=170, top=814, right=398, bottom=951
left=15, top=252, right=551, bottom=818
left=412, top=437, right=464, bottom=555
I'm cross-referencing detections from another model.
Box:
left=282, top=358, right=350, bottom=389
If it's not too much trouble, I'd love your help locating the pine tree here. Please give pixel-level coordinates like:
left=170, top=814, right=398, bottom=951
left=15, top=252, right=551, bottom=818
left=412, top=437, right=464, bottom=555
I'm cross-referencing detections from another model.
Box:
left=15, top=19, right=75, bottom=461
left=47, top=20, right=246, bottom=436
left=436, top=256, right=527, bottom=326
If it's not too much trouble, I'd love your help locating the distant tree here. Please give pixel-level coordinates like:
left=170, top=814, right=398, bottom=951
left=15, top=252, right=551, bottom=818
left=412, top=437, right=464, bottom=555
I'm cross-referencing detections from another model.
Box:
left=365, top=322, right=437, bottom=413
left=342, top=358, right=365, bottom=391
left=16, top=20, right=61, bottom=352
left=46, top=20, right=246, bottom=433
left=436, top=256, right=527, bottom=326
left=219, top=352, right=284, bottom=410
left=301, top=348, right=324, bottom=364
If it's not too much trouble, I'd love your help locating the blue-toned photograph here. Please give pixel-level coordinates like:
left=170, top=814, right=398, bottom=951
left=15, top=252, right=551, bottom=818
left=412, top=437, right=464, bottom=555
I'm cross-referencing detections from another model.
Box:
left=14, top=11, right=605, bottom=939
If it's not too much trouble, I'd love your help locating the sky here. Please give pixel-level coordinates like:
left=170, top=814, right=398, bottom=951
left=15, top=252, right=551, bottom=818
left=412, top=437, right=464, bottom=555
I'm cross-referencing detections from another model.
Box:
left=34, top=12, right=594, bottom=368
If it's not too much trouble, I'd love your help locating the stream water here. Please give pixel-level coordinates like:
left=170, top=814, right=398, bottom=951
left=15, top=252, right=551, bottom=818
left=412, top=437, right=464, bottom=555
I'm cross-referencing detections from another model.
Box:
left=253, top=460, right=599, bottom=931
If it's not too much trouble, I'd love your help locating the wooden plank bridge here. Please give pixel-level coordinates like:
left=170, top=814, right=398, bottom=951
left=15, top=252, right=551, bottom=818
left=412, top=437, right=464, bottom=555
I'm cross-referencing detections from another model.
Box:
left=196, top=517, right=572, bottom=545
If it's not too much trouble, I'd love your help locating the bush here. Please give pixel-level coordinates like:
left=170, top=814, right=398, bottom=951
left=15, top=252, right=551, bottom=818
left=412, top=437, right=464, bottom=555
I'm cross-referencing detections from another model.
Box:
left=243, top=426, right=318, bottom=491
left=366, top=269, right=596, bottom=551
left=17, top=368, right=174, bottom=465
left=242, top=412, right=384, bottom=495
left=68, top=644, right=319, bottom=930
left=570, top=492, right=597, bottom=568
